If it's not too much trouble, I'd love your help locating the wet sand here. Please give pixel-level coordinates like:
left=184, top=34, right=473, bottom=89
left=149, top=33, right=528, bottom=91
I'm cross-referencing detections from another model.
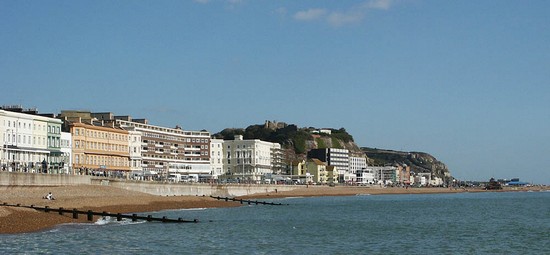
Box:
left=1, top=184, right=546, bottom=234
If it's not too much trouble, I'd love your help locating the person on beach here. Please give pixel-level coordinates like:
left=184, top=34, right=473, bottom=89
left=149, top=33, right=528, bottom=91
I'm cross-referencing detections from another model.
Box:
left=43, top=192, right=55, bottom=200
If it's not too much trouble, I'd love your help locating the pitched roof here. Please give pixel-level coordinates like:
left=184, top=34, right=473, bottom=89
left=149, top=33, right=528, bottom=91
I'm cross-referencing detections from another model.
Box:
left=310, top=158, right=326, bottom=166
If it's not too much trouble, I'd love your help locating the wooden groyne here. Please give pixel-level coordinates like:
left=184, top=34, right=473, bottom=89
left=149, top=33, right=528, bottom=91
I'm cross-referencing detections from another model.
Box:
left=0, top=202, right=198, bottom=223
left=210, top=196, right=288, bottom=206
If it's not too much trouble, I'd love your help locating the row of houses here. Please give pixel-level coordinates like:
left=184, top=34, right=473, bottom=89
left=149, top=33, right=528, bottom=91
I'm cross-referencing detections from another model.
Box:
left=1, top=105, right=438, bottom=185
left=0, top=106, right=284, bottom=182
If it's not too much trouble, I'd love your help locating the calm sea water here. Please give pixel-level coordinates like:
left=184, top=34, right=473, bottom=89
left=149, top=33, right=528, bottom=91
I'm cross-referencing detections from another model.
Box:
left=1, top=191, right=549, bottom=254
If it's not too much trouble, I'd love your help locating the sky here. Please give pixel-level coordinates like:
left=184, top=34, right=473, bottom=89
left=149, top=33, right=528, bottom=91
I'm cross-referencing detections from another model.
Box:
left=1, top=0, right=549, bottom=184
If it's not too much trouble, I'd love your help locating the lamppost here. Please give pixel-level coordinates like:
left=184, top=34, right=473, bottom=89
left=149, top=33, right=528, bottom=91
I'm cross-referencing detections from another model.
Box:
left=241, top=154, right=245, bottom=184
left=1, top=144, right=6, bottom=171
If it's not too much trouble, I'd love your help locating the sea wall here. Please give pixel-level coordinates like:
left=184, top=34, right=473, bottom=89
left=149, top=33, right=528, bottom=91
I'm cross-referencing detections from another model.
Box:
left=0, top=172, right=298, bottom=196
left=0, top=172, right=91, bottom=186
left=102, top=180, right=298, bottom=197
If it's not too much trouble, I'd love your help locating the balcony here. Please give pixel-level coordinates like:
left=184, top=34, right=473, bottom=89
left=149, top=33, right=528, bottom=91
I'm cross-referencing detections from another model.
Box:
left=185, top=147, right=201, bottom=151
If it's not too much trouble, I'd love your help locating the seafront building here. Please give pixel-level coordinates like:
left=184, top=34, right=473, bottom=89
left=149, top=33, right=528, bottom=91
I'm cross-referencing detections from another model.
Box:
left=397, top=164, right=411, bottom=184
left=209, top=139, right=224, bottom=179
left=223, top=135, right=282, bottom=182
left=326, top=165, right=338, bottom=183
left=1, top=106, right=63, bottom=173
left=305, top=158, right=328, bottom=184
left=345, top=155, right=367, bottom=183
left=125, top=126, right=143, bottom=176
left=59, top=131, right=72, bottom=174
left=367, top=166, right=398, bottom=185
left=307, top=148, right=350, bottom=182
left=356, top=168, right=375, bottom=184
left=59, top=111, right=131, bottom=176
left=349, top=155, right=367, bottom=176
left=416, top=172, right=432, bottom=186
left=289, top=160, right=313, bottom=184
left=113, top=118, right=211, bottom=181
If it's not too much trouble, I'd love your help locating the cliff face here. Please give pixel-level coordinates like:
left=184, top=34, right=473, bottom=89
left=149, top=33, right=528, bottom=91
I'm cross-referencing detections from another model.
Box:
left=361, top=147, right=451, bottom=180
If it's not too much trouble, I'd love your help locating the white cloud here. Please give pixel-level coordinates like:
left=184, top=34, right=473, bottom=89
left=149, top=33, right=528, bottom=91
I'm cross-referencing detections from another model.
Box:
left=294, top=8, right=327, bottom=21
left=293, top=0, right=395, bottom=27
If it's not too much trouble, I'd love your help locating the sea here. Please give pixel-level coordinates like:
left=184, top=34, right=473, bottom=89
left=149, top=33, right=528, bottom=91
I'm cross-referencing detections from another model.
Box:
left=1, top=191, right=549, bottom=255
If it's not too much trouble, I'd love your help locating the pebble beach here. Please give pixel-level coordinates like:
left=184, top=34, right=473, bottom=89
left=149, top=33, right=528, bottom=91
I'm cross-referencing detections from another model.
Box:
left=0, top=185, right=240, bottom=234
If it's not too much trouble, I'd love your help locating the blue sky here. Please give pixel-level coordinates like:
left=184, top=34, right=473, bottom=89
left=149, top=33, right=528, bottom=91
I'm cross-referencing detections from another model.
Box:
left=1, top=0, right=549, bottom=184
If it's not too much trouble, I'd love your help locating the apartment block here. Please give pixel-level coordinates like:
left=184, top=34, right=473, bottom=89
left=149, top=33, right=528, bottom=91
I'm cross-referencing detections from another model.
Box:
left=114, top=119, right=211, bottom=179
left=307, top=148, right=349, bottom=181
left=349, top=156, right=367, bottom=175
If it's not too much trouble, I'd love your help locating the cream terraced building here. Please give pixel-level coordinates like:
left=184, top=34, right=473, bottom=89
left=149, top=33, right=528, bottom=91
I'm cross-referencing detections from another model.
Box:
left=0, top=107, right=63, bottom=173
left=68, top=122, right=130, bottom=174
left=59, top=111, right=130, bottom=175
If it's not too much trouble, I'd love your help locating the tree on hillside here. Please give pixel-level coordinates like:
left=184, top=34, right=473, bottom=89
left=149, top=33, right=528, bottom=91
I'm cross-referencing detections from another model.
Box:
left=331, top=128, right=354, bottom=143
left=213, top=128, right=244, bottom=140
left=244, top=125, right=271, bottom=140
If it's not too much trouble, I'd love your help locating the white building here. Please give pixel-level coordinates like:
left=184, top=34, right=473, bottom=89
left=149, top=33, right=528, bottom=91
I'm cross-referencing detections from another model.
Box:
left=416, top=172, right=432, bottom=186
left=223, top=135, right=281, bottom=182
left=210, top=139, right=224, bottom=179
left=60, top=131, right=72, bottom=174
left=368, top=166, right=398, bottom=185
left=356, top=168, right=375, bottom=185
left=125, top=127, right=142, bottom=177
left=349, top=156, right=367, bottom=176
left=1, top=107, right=62, bottom=173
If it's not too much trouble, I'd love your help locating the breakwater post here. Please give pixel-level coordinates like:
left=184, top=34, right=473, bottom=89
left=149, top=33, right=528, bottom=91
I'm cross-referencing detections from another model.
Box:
left=0, top=202, right=199, bottom=223
left=210, top=196, right=288, bottom=206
